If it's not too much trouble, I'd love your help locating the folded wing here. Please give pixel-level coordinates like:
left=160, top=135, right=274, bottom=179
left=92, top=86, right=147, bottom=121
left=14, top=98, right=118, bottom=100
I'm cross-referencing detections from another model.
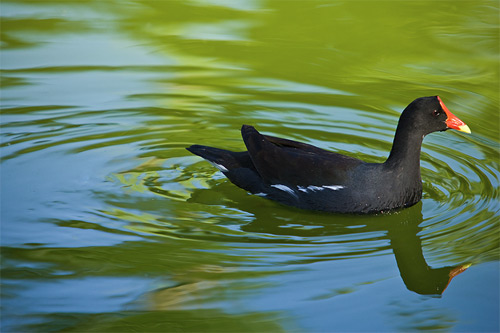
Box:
left=241, top=125, right=362, bottom=187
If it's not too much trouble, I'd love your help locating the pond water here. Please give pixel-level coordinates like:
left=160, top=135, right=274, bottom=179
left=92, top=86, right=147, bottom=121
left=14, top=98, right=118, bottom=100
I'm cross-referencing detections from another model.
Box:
left=1, top=1, right=499, bottom=332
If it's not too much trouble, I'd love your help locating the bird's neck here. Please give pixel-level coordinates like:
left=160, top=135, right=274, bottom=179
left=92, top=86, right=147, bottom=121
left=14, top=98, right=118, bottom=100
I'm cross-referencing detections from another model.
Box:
left=384, top=126, right=424, bottom=172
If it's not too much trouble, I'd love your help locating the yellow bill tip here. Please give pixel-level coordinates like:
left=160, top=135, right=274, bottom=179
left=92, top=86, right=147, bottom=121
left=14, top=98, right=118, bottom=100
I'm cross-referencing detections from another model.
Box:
left=458, top=124, right=471, bottom=134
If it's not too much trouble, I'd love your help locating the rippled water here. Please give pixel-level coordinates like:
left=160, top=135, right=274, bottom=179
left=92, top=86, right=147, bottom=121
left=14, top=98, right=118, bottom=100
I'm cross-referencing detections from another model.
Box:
left=1, top=1, right=499, bottom=332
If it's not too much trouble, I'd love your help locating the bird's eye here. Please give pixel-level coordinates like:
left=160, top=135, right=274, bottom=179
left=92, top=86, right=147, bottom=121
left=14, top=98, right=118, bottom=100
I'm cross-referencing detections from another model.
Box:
left=432, top=110, right=440, bottom=117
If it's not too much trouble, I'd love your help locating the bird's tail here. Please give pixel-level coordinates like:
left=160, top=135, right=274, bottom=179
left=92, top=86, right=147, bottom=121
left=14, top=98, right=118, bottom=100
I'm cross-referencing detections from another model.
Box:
left=186, top=145, right=248, bottom=172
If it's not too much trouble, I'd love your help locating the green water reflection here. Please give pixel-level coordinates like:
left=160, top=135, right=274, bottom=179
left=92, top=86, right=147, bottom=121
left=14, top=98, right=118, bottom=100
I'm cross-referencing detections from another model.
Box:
left=1, top=0, right=499, bottom=332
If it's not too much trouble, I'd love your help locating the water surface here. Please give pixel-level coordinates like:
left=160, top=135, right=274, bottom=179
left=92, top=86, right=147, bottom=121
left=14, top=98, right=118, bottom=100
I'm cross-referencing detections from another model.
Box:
left=1, top=1, right=499, bottom=332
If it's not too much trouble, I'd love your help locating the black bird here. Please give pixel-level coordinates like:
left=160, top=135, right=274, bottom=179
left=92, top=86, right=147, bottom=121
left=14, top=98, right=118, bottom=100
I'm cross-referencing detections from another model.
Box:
left=187, top=96, right=470, bottom=214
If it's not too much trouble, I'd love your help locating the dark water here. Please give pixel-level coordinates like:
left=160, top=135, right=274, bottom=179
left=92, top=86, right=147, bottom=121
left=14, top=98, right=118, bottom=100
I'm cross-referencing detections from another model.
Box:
left=1, top=1, right=499, bottom=332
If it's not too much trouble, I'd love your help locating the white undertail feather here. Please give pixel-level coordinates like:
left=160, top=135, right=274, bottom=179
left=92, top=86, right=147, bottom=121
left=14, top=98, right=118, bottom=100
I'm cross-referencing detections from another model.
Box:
left=209, top=161, right=228, bottom=172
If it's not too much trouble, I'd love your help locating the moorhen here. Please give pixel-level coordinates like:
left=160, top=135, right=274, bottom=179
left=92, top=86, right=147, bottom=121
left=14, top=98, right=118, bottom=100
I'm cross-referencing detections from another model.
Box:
left=187, top=96, right=470, bottom=214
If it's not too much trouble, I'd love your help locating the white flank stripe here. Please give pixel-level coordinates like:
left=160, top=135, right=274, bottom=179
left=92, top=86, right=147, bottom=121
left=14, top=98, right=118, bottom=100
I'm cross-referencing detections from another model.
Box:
left=271, top=184, right=297, bottom=196
left=323, top=185, right=344, bottom=190
left=307, top=185, right=324, bottom=191
left=255, top=192, right=267, bottom=197
left=297, top=185, right=345, bottom=193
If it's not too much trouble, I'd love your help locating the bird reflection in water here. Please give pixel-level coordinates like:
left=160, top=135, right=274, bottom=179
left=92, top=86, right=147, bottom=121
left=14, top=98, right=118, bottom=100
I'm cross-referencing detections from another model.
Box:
left=238, top=201, right=469, bottom=296
left=385, top=203, right=470, bottom=295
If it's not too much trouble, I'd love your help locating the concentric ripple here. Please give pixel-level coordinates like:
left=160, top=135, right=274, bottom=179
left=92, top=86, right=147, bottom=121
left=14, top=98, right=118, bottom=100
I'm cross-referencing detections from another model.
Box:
left=94, top=78, right=499, bottom=266
left=2, top=66, right=498, bottom=264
